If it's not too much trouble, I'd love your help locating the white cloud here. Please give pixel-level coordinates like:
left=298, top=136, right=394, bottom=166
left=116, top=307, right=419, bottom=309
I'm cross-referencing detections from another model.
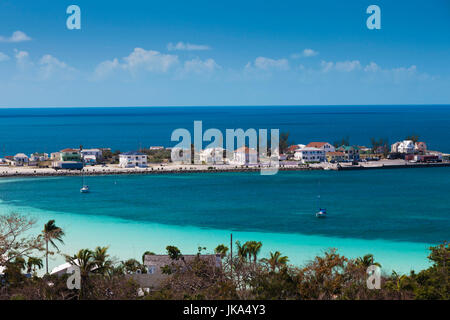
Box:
left=321, top=60, right=361, bottom=72
left=122, top=48, right=178, bottom=73
left=0, top=31, right=31, bottom=43
left=39, top=54, right=75, bottom=79
left=291, top=48, right=319, bottom=59
left=335, top=60, right=361, bottom=72
left=183, top=58, right=220, bottom=74
left=364, top=62, right=380, bottom=72
left=320, top=60, right=334, bottom=73
left=93, top=48, right=179, bottom=79
left=14, top=49, right=32, bottom=70
left=94, top=58, right=120, bottom=79
left=0, top=52, right=10, bottom=62
left=168, top=42, right=211, bottom=51
left=248, top=57, right=289, bottom=71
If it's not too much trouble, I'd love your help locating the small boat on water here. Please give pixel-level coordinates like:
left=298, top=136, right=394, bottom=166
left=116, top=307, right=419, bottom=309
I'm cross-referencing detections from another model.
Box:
left=316, top=208, right=327, bottom=218
left=80, top=185, right=90, bottom=193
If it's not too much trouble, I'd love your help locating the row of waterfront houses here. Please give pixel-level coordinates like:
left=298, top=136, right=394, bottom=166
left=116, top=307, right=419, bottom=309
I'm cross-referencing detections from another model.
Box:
left=0, top=139, right=448, bottom=169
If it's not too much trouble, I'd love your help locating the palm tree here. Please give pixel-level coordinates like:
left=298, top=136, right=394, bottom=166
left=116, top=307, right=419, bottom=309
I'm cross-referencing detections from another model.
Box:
left=356, top=254, right=381, bottom=268
left=42, top=220, right=65, bottom=274
left=245, top=241, right=262, bottom=263
left=65, top=249, right=95, bottom=299
left=26, top=257, right=43, bottom=274
left=214, top=244, right=229, bottom=259
left=65, top=249, right=95, bottom=276
left=235, top=241, right=249, bottom=261
left=261, top=251, right=289, bottom=272
left=92, top=246, right=113, bottom=275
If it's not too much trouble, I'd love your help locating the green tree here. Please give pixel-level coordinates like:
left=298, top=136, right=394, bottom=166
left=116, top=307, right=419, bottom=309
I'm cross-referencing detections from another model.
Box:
left=92, top=246, right=113, bottom=275
left=245, top=241, right=263, bottom=263
left=214, top=244, right=229, bottom=259
left=333, top=137, right=350, bottom=148
left=355, top=254, right=381, bottom=268
left=405, top=135, right=420, bottom=143
left=261, top=251, right=289, bottom=272
left=279, top=132, right=293, bottom=154
left=26, top=257, right=43, bottom=274
left=41, top=220, right=65, bottom=274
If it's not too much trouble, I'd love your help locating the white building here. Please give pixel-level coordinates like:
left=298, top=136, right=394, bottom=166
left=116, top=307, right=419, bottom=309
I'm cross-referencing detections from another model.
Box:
left=80, top=149, right=103, bottom=161
left=294, top=147, right=325, bottom=163
left=397, top=140, right=415, bottom=154
left=199, top=147, right=224, bottom=165
left=305, top=142, right=335, bottom=153
left=231, top=147, right=258, bottom=165
left=29, top=152, right=49, bottom=162
left=13, top=153, right=29, bottom=166
left=119, top=152, right=148, bottom=168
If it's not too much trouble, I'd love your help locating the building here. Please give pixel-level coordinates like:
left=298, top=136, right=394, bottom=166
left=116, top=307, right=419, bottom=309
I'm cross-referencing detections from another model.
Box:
left=231, top=147, right=258, bottom=165
left=13, top=153, right=29, bottom=166
left=294, top=147, right=325, bottom=163
left=119, top=152, right=148, bottom=168
left=80, top=149, right=103, bottom=163
left=139, top=254, right=222, bottom=289
left=60, top=148, right=82, bottom=162
left=392, top=140, right=415, bottom=154
left=30, top=152, right=49, bottom=162
left=305, top=142, right=335, bottom=153
left=52, top=148, right=83, bottom=169
left=326, top=151, right=345, bottom=163
left=199, top=147, right=224, bottom=165
left=337, top=146, right=360, bottom=161
left=149, top=146, right=164, bottom=150
left=414, top=142, right=427, bottom=153
left=286, top=144, right=305, bottom=154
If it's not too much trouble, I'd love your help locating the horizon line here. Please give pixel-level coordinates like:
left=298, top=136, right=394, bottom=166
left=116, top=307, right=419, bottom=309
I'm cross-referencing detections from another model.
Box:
left=0, top=103, right=449, bottom=109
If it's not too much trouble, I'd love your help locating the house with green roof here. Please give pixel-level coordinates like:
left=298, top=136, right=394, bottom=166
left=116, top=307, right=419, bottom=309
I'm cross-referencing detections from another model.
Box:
left=337, top=145, right=360, bottom=161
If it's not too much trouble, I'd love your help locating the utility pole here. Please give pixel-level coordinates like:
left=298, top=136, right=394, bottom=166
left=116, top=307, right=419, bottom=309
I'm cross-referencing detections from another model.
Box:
left=230, top=233, right=233, bottom=278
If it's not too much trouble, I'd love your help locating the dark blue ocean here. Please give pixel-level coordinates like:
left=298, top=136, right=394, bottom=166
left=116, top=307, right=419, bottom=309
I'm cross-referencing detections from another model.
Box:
left=0, top=105, right=449, bottom=155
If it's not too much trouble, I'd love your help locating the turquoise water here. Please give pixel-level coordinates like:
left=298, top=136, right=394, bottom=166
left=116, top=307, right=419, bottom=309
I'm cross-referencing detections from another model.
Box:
left=0, top=168, right=449, bottom=274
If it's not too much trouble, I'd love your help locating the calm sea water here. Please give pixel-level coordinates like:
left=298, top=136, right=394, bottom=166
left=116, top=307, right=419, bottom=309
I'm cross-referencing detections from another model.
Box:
left=0, top=105, right=449, bottom=155
left=0, top=106, right=449, bottom=272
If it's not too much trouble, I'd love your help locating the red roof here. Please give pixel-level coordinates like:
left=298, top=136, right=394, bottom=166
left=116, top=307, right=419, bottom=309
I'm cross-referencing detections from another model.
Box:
left=234, top=146, right=257, bottom=154
left=306, top=142, right=330, bottom=148
left=60, top=148, right=79, bottom=152
left=287, top=145, right=300, bottom=152
left=326, top=151, right=344, bottom=156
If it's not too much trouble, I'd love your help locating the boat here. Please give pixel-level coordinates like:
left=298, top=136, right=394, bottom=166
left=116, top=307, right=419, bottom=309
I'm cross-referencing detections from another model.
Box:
left=316, top=208, right=327, bottom=218
left=80, top=163, right=89, bottom=193
left=315, top=182, right=327, bottom=218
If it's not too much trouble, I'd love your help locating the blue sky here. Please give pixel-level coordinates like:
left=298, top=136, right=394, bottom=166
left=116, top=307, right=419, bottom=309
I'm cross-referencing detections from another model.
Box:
left=0, top=0, right=449, bottom=107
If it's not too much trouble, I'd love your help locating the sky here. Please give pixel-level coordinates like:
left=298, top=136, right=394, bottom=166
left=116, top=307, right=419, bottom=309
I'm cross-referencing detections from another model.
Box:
left=0, top=0, right=449, bottom=107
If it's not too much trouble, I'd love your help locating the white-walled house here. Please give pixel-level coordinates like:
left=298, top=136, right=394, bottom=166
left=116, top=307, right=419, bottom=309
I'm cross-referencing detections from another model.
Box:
left=305, top=142, right=335, bottom=153
left=294, top=147, right=325, bottom=163
left=396, top=140, right=415, bottom=154
left=13, top=153, right=29, bottom=166
left=119, top=152, right=148, bottom=168
left=231, top=147, right=258, bottom=165
left=30, top=152, right=49, bottom=162
left=199, top=147, right=224, bottom=164
left=81, top=149, right=103, bottom=162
